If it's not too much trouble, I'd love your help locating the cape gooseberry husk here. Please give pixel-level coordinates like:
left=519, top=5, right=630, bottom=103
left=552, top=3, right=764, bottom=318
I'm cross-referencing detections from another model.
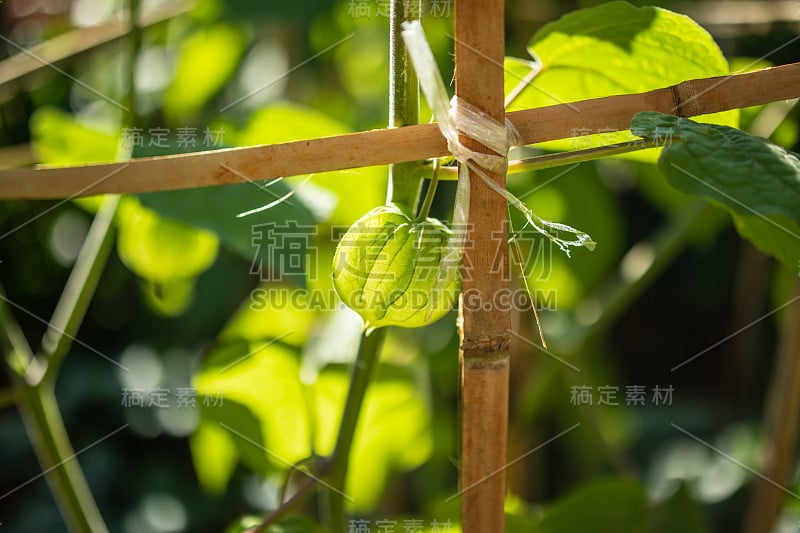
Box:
left=332, top=204, right=460, bottom=331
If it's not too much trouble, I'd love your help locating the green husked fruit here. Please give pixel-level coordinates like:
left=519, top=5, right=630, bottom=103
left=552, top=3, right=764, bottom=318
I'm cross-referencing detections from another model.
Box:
left=333, top=204, right=460, bottom=331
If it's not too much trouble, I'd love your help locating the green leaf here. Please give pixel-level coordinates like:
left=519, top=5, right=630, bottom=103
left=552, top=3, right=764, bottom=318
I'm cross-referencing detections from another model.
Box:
left=193, top=340, right=312, bottom=476
left=236, top=103, right=386, bottom=227
left=137, top=181, right=315, bottom=287
left=313, top=364, right=433, bottom=511
left=531, top=478, right=648, bottom=533
left=117, top=198, right=219, bottom=282
left=190, top=420, right=238, bottom=494
left=631, top=111, right=800, bottom=269
left=29, top=108, right=122, bottom=215
left=505, top=1, right=737, bottom=158
left=30, top=107, right=121, bottom=165
left=731, top=213, right=800, bottom=270
left=164, top=23, right=246, bottom=121
left=140, top=277, right=196, bottom=317
left=191, top=342, right=433, bottom=511
left=116, top=197, right=225, bottom=315
left=220, top=282, right=318, bottom=348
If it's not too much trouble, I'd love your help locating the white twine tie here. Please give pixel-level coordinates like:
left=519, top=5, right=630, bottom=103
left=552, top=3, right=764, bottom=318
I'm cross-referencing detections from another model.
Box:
left=400, top=21, right=595, bottom=300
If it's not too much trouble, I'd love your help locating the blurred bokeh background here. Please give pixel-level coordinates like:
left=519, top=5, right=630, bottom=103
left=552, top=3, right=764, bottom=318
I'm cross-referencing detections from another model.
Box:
left=0, top=0, right=799, bottom=531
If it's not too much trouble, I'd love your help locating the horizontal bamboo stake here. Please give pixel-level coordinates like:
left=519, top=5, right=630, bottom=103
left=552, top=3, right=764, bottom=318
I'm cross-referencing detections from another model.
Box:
left=0, top=1, right=192, bottom=87
left=0, top=62, right=797, bottom=199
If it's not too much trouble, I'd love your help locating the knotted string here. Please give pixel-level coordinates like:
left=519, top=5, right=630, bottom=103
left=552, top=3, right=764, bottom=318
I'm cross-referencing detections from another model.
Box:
left=400, top=21, right=595, bottom=303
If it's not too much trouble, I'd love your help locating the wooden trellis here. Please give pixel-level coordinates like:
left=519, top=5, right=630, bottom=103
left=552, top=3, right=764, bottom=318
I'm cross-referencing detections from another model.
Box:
left=1, top=0, right=800, bottom=530
left=0, top=62, right=797, bottom=199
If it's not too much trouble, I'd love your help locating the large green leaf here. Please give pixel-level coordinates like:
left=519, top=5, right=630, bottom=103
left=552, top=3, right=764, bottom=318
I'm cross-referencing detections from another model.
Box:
left=531, top=478, right=648, bottom=533
left=631, top=111, right=800, bottom=270
left=124, top=118, right=316, bottom=286
left=505, top=1, right=737, bottom=157
left=29, top=108, right=121, bottom=215
left=115, top=197, right=220, bottom=315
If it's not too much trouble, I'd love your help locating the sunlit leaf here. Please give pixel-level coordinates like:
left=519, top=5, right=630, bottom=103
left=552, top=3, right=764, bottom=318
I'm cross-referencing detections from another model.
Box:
left=116, top=198, right=219, bottom=282
left=193, top=340, right=312, bottom=476
left=191, top=335, right=432, bottom=511
left=164, top=23, right=246, bottom=121
left=220, top=282, right=317, bottom=347
left=30, top=107, right=121, bottom=164
left=141, top=277, right=196, bottom=317
left=224, top=514, right=325, bottom=533
left=504, top=1, right=738, bottom=159
left=313, top=364, right=433, bottom=511
left=190, top=420, right=238, bottom=494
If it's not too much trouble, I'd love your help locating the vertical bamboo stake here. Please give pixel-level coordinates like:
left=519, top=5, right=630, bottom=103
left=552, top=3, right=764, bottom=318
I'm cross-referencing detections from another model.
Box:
left=455, top=0, right=510, bottom=531
left=743, top=280, right=800, bottom=533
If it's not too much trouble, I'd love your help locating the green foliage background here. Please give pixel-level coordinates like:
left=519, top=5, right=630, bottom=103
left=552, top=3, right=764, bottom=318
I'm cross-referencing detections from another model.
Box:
left=0, top=0, right=798, bottom=531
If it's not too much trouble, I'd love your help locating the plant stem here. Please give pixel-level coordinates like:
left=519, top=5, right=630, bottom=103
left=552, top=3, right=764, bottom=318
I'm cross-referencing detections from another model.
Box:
left=41, top=195, right=120, bottom=383
left=18, top=384, right=109, bottom=533
left=324, top=328, right=387, bottom=532
left=0, top=293, right=108, bottom=532
left=416, top=158, right=440, bottom=221
left=0, top=289, right=43, bottom=383
left=0, top=195, right=119, bottom=532
left=253, top=474, right=320, bottom=532
left=322, top=3, right=416, bottom=527
left=2, top=9, right=131, bottom=528
left=437, top=139, right=664, bottom=179
left=508, top=139, right=663, bottom=174
left=387, top=0, right=424, bottom=213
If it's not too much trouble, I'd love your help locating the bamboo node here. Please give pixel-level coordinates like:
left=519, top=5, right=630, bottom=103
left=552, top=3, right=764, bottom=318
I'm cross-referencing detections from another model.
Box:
left=461, top=334, right=511, bottom=355
left=670, top=84, right=687, bottom=118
